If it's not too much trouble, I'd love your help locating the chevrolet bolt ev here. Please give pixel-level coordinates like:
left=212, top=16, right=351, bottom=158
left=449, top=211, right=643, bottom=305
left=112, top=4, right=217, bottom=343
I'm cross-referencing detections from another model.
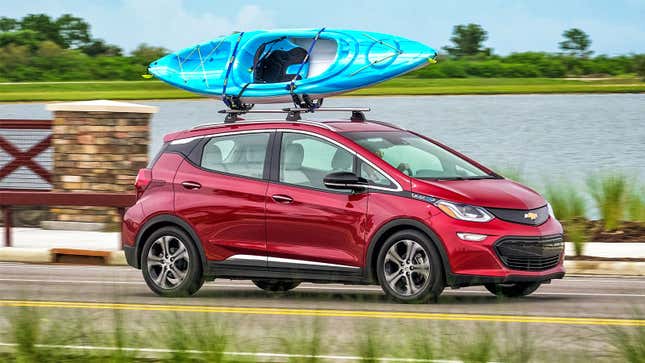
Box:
left=123, top=117, right=564, bottom=303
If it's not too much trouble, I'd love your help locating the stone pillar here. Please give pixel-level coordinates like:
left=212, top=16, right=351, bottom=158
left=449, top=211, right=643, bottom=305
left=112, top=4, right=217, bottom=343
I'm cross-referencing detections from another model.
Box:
left=43, top=100, right=158, bottom=231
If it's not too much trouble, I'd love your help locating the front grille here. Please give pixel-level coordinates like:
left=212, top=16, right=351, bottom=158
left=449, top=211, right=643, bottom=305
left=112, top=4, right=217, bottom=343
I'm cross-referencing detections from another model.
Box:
left=487, top=205, right=549, bottom=226
left=495, top=235, right=564, bottom=271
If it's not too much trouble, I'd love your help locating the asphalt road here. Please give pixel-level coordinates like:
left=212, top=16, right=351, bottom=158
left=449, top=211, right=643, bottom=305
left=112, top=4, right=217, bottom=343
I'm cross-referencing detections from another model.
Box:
left=1, top=262, right=644, bottom=361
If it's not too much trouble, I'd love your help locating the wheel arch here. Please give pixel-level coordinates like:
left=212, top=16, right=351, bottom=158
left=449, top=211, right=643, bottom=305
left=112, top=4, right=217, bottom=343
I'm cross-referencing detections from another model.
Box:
left=134, top=214, right=208, bottom=270
left=364, top=218, right=452, bottom=283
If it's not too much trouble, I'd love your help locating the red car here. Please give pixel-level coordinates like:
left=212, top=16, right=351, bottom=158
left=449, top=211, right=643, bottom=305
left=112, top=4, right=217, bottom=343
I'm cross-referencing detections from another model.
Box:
left=123, top=114, right=564, bottom=303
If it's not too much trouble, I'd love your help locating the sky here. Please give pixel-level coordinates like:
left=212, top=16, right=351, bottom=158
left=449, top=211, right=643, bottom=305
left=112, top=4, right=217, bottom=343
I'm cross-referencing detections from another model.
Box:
left=2, top=0, right=644, bottom=56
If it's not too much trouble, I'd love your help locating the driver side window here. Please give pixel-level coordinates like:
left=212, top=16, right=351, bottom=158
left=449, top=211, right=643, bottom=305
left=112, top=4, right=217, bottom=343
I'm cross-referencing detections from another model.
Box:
left=279, top=133, right=354, bottom=190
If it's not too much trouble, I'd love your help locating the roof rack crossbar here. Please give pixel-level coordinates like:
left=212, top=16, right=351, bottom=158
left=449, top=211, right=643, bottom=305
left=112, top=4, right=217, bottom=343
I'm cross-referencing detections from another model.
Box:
left=217, top=107, right=371, bottom=123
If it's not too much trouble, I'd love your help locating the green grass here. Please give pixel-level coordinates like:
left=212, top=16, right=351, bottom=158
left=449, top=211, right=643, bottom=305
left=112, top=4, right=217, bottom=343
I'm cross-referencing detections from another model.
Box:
left=587, top=173, right=630, bottom=231
left=2, top=307, right=643, bottom=362
left=0, top=77, right=643, bottom=102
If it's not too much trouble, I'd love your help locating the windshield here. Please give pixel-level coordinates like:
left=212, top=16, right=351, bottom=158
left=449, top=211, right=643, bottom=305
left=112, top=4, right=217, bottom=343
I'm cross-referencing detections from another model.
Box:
left=343, top=131, right=495, bottom=180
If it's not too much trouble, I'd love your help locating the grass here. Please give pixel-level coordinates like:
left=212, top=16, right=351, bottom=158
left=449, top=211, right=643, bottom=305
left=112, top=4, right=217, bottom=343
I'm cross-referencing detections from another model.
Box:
left=2, top=307, right=644, bottom=362
left=587, top=173, right=630, bottom=231
left=0, top=77, right=643, bottom=102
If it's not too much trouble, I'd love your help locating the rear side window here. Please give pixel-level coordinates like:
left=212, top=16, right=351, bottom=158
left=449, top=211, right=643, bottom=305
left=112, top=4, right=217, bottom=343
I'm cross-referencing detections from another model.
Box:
left=201, top=132, right=271, bottom=179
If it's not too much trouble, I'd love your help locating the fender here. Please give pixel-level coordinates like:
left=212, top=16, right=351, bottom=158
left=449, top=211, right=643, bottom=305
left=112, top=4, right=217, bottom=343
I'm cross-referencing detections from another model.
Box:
left=134, top=214, right=208, bottom=270
left=364, top=218, right=452, bottom=283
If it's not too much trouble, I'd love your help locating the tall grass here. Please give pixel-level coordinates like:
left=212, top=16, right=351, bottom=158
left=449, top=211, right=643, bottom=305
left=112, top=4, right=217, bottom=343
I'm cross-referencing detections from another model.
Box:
left=587, top=174, right=629, bottom=231
left=627, top=184, right=645, bottom=223
left=544, top=182, right=587, bottom=220
left=608, top=321, right=645, bottom=363
left=543, top=181, right=588, bottom=254
left=3, top=307, right=644, bottom=362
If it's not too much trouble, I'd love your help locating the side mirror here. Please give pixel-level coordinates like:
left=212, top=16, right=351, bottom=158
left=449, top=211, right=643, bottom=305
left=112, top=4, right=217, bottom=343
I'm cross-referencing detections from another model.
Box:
left=323, top=172, right=367, bottom=191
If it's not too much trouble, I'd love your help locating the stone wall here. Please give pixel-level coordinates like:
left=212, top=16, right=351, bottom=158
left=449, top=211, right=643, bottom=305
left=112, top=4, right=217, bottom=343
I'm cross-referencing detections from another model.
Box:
left=45, top=101, right=157, bottom=230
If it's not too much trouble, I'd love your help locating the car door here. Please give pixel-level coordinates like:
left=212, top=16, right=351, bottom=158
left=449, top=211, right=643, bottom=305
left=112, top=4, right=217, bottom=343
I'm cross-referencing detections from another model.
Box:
left=265, top=131, right=368, bottom=274
left=173, top=130, right=273, bottom=266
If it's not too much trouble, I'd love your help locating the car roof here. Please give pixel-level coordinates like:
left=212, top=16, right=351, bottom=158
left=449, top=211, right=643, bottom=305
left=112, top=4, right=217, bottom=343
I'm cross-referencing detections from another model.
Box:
left=163, top=119, right=404, bottom=143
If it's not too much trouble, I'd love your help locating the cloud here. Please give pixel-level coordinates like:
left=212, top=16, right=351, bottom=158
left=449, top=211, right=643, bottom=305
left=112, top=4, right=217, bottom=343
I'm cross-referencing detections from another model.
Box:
left=112, top=1, right=275, bottom=52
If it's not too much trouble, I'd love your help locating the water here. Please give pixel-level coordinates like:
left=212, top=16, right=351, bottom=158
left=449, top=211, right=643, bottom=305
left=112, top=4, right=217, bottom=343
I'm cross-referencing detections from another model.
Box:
left=2, top=94, right=644, bottom=189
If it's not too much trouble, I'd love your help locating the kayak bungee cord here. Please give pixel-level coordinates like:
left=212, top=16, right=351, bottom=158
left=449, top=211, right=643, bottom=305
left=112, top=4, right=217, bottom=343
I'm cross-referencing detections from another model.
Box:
left=288, top=27, right=326, bottom=110
left=350, top=33, right=403, bottom=77
left=221, top=32, right=245, bottom=109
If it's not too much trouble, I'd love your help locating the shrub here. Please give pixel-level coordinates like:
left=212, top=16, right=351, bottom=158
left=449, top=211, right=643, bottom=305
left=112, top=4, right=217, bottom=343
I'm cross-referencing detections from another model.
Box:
left=587, top=174, right=629, bottom=231
left=626, top=184, right=645, bottom=223
left=544, top=182, right=587, bottom=220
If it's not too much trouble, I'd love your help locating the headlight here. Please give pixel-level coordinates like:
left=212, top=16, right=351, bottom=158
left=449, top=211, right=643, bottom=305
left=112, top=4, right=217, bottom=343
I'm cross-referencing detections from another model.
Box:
left=435, top=200, right=494, bottom=222
left=547, top=202, right=555, bottom=220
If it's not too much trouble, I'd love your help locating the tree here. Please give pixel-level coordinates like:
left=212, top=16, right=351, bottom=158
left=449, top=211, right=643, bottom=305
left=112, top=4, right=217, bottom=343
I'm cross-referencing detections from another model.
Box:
left=131, top=43, right=168, bottom=65
left=443, top=24, right=491, bottom=58
left=0, top=17, right=18, bottom=32
left=635, top=55, right=645, bottom=81
left=19, top=14, right=64, bottom=46
left=56, top=14, right=91, bottom=48
left=81, top=39, right=123, bottom=56
left=559, top=28, right=592, bottom=58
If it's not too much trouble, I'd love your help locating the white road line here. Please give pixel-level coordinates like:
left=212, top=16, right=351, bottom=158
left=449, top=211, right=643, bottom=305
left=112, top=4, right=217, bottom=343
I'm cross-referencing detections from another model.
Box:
left=1, top=278, right=644, bottom=298
left=0, top=342, right=463, bottom=363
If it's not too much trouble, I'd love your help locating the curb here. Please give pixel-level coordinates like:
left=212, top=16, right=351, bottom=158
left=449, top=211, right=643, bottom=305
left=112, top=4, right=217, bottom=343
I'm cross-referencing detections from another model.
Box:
left=1, top=248, right=644, bottom=276
left=0, top=247, right=125, bottom=266
left=564, top=260, right=645, bottom=276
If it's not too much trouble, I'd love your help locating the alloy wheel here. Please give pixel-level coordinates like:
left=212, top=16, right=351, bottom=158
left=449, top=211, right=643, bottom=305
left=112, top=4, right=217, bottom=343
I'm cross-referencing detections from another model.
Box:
left=383, top=239, right=431, bottom=296
left=146, top=235, right=190, bottom=289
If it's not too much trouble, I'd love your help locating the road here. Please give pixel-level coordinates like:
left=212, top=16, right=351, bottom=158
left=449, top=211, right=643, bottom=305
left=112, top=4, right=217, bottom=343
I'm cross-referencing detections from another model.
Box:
left=1, top=262, right=644, bottom=361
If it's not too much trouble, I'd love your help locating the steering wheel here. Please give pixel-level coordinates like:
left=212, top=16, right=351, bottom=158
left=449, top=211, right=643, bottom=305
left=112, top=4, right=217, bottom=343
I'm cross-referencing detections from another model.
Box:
left=397, top=163, right=413, bottom=176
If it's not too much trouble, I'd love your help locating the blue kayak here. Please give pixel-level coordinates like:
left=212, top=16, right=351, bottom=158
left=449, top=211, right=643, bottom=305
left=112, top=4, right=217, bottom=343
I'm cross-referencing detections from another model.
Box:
left=149, top=28, right=436, bottom=105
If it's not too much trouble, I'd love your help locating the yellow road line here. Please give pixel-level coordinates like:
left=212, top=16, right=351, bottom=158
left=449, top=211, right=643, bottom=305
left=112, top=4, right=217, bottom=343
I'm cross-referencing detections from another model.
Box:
left=0, top=299, right=643, bottom=326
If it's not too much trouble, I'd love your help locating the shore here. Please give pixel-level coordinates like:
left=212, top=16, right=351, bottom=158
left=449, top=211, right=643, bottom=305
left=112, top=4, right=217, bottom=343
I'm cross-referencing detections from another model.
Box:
left=1, top=77, right=643, bottom=102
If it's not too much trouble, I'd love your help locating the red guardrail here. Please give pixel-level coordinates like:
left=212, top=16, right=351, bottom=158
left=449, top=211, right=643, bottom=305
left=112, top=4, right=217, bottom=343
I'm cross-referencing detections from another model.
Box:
left=0, top=191, right=136, bottom=248
left=0, top=119, right=53, bottom=189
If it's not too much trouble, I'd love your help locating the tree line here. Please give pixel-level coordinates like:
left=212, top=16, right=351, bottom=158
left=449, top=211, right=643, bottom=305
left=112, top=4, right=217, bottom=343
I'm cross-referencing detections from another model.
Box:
left=0, top=14, right=643, bottom=82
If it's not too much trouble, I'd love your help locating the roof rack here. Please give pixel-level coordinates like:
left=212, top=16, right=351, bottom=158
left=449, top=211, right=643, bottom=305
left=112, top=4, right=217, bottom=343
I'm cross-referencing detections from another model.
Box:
left=217, top=107, right=370, bottom=123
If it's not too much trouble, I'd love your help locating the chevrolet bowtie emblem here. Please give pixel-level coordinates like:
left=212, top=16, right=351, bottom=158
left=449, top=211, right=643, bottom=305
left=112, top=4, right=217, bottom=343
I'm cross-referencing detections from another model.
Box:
left=524, top=212, right=538, bottom=220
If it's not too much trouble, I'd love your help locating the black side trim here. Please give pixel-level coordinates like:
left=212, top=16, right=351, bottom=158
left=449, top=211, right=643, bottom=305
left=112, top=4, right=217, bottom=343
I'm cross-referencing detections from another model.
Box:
left=449, top=272, right=565, bottom=288
left=124, top=245, right=136, bottom=268
left=208, top=263, right=365, bottom=284
left=134, top=214, right=208, bottom=271
left=365, top=218, right=452, bottom=283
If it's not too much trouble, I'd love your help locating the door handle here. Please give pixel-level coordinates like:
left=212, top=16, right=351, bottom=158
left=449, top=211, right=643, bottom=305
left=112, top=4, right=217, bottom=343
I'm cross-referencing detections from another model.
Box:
left=271, top=194, right=293, bottom=204
left=181, top=181, right=201, bottom=190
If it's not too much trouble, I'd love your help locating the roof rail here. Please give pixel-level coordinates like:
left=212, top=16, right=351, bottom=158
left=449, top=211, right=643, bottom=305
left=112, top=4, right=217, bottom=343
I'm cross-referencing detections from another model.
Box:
left=217, top=107, right=370, bottom=123
left=191, top=119, right=335, bottom=131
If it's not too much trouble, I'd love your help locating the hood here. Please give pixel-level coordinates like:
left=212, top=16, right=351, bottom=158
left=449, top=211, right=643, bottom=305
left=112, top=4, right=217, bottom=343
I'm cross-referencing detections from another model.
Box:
left=412, top=178, right=546, bottom=210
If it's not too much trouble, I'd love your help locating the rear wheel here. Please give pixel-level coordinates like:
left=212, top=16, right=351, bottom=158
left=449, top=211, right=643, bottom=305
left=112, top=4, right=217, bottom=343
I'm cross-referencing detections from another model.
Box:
left=484, top=282, right=541, bottom=298
left=252, top=280, right=301, bottom=292
left=376, top=230, right=444, bottom=303
left=141, top=226, right=204, bottom=297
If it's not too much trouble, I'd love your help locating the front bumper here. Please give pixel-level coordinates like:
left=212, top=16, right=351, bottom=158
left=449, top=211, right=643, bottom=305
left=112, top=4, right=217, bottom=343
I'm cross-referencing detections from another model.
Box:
left=428, top=211, right=565, bottom=286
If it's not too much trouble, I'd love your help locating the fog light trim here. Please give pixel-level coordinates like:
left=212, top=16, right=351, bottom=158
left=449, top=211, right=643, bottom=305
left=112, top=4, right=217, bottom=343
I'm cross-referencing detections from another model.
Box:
left=457, top=232, right=487, bottom=242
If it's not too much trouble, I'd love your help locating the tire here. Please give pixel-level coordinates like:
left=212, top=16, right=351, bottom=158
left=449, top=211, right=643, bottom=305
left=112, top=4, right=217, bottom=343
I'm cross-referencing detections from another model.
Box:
left=484, top=282, right=541, bottom=298
left=141, top=226, right=205, bottom=297
left=252, top=279, right=301, bottom=292
left=376, top=229, right=444, bottom=303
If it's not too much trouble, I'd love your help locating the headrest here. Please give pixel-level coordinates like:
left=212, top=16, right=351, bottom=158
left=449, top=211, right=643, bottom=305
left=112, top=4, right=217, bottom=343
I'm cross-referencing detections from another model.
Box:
left=245, top=144, right=265, bottom=163
left=203, top=143, right=222, bottom=165
left=331, top=149, right=352, bottom=171
left=283, top=143, right=304, bottom=170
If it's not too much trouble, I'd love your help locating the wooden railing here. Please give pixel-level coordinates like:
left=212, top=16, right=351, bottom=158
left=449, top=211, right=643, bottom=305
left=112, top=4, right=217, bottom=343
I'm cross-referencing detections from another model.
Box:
left=0, top=191, right=136, bottom=248
left=0, top=119, right=53, bottom=190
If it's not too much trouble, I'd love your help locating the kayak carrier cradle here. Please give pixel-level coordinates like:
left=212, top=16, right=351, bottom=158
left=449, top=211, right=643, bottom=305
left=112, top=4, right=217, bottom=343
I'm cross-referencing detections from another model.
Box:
left=218, top=107, right=370, bottom=123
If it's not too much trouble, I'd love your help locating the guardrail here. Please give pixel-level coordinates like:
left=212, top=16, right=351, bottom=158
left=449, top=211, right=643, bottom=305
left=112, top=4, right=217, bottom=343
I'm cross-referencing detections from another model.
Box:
left=0, top=191, right=136, bottom=248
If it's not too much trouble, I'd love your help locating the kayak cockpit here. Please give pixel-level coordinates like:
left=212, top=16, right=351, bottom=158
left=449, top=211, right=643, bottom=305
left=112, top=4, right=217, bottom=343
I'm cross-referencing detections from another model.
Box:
left=238, top=36, right=338, bottom=85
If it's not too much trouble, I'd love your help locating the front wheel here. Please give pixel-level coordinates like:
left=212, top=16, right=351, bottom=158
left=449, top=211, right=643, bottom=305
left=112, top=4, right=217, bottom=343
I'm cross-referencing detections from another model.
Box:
left=141, top=226, right=204, bottom=297
left=484, top=282, right=541, bottom=298
left=376, top=230, right=444, bottom=303
left=252, top=280, right=301, bottom=292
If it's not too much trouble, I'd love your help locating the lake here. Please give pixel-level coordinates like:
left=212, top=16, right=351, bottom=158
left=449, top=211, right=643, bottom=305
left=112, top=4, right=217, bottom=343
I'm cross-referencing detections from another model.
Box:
left=2, top=94, right=644, bottom=190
